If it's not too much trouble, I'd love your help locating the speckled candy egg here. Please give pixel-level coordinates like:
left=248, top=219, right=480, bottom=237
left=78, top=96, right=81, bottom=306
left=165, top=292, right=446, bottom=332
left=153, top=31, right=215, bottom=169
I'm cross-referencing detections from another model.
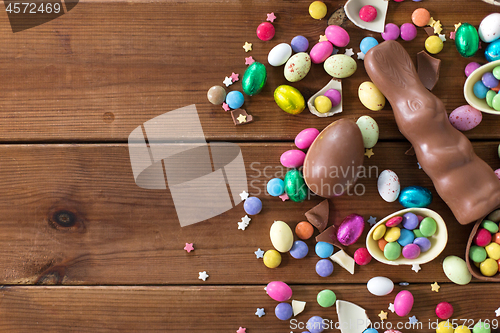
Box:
left=394, top=290, right=414, bottom=317
left=270, top=221, right=294, bottom=252
left=295, top=128, right=319, bottom=149
left=479, top=13, right=500, bottom=43
left=266, top=281, right=292, bottom=301
left=356, top=115, right=379, bottom=149
left=377, top=170, right=400, bottom=203
left=367, top=276, right=394, bottom=296
left=337, top=214, right=365, bottom=246
left=324, top=54, right=357, bottom=79
left=442, top=255, right=472, bottom=285
left=449, top=105, right=482, bottom=131
left=358, top=82, right=386, bottom=111
left=280, top=149, right=306, bottom=168
left=284, top=52, right=311, bottom=82
left=268, top=43, right=292, bottom=67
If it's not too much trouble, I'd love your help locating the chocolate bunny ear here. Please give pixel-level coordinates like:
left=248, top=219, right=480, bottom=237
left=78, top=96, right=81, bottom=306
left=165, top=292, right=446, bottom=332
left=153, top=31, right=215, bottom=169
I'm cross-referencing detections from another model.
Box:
left=365, top=40, right=500, bottom=225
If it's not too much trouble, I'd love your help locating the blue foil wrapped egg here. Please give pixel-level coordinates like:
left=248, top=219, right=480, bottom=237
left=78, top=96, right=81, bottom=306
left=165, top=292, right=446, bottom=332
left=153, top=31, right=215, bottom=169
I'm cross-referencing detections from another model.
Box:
left=485, top=39, right=500, bottom=62
left=399, top=186, right=433, bottom=208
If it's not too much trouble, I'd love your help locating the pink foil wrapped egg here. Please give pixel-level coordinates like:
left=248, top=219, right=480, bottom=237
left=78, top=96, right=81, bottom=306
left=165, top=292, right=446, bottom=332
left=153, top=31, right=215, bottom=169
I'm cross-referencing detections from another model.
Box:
left=337, top=214, right=365, bottom=246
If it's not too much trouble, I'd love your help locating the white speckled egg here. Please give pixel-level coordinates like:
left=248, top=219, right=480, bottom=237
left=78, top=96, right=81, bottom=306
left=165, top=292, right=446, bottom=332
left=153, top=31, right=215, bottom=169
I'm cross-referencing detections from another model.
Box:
left=356, top=115, right=379, bottom=148
left=449, top=105, right=482, bottom=131
left=323, top=54, right=357, bottom=79
left=377, top=170, right=400, bottom=203
left=268, top=43, right=293, bottom=67
left=479, top=13, right=500, bottom=43
left=270, top=221, right=294, bottom=253
left=443, top=255, right=471, bottom=285
left=358, top=82, right=386, bottom=111
left=367, top=276, right=394, bottom=296
left=284, top=52, right=311, bottom=82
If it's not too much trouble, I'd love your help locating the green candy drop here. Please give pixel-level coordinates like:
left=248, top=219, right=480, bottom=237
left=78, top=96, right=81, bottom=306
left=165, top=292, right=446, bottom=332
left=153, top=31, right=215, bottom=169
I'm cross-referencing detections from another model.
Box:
left=242, top=62, right=267, bottom=96
left=469, top=245, right=487, bottom=263
left=473, top=321, right=491, bottom=333
left=384, top=242, right=401, bottom=261
left=284, top=169, right=307, bottom=203
left=317, top=289, right=336, bottom=308
left=455, top=23, right=479, bottom=58
left=486, top=90, right=496, bottom=108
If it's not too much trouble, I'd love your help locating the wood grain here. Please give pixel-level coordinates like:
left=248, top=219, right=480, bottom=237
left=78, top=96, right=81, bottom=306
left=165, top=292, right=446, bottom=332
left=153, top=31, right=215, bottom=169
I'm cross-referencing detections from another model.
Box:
left=0, top=0, right=497, bottom=142
left=0, top=142, right=496, bottom=285
left=0, top=285, right=498, bottom=332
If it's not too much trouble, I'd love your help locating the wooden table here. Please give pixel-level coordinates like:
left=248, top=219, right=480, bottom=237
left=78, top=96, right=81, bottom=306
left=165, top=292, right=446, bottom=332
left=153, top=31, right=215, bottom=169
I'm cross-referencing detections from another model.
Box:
left=0, top=0, right=499, bottom=332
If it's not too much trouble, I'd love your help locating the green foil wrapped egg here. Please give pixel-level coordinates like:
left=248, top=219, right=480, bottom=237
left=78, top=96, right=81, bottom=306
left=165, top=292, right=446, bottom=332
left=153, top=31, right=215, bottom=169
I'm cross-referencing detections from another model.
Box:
left=242, top=62, right=267, bottom=96
left=284, top=169, right=307, bottom=202
left=455, top=23, right=479, bottom=57
left=274, top=85, right=305, bottom=115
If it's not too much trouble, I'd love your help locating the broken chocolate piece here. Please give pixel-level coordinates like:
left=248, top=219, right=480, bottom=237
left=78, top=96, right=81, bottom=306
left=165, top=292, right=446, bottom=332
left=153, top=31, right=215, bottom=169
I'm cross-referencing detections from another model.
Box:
left=424, top=27, right=435, bottom=36
left=405, top=146, right=415, bottom=156
left=328, top=6, right=346, bottom=26
left=230, top=109, right=253, bottom=125
left=305, top=199, right=329, bottom=232
left=315, top=225, right=344, bottom=249
left=417, top=50, right=441, bottom=91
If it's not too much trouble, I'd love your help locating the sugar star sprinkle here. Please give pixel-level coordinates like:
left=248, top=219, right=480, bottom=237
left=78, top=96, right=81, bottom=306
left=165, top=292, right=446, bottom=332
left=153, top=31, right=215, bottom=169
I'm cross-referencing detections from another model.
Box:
left=378, top=310, right=388, bottom=321
left=319, top=35, right=328, bottom=42
left=255, top=308, right=266, bottom=317
left=344, top=48, right=354, bottom=57
left=198, top=271, right=209, bottom=281
left=237, top=327, right=246, bottom=333
left=368, top=216, right=377, bottom=226
left=243, top=42, right=252, bottom=52
left=245, top=56, right=255, bottom=65
left=267, top=12, right=276, bottom=22
left=357, top=51, right=365, bottom=60
left=255, top=248, right=264, bottom=259
left=417, top=162, right=422, bottom=169
left=365, top=148, right=374, bottom=158
left=242, top=215, right=251, bottom=225
left=439, top=34, right=446, bottom=42
left=412, top=263, right=421, bottom=273
left=237, top=114, right=247, bottom=124
left=433, top=21, right=443, bottom=34
left=428, top=17, right=436, bottom=27
left=431, top=282, right=440, bottom=292
left=388, top=303, right=395, bottom=313
left=495, top=307, right=500, bottom=317
left=454, top=22, right=462, bottom=31
left=230, top=72, right=239, bottom=82
left=409, top=316, right=418, bottom=324
left=332, top=47, right=339, bottom=55
left=238, top=221, right=248, bottom=230
left=184, top=243, right=194, bottom=253
left=279, top=193, right=289, bottom=201
left=223, top=76, right=233, bottom=87
left=239, top=190, right=249, bottom=201
left=222, top=102, right=230, bottom=112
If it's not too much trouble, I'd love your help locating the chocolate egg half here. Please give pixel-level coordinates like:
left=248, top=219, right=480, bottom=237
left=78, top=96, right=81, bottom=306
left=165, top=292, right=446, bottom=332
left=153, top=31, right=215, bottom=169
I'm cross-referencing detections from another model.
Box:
left=303, top=118, right=365, bottom=198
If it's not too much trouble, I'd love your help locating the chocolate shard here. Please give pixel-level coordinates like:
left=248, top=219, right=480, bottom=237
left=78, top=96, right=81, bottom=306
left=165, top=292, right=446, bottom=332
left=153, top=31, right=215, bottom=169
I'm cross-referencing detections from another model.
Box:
left=417, top=51, right=441, bottom=91
left=230, top=109, right=253, bottom=125
left=405, top=145, right=415, bottom=156
left=305, top=199, right=329, bottom=232
left=315, top=225, right=344, bottom=249
left=328, top=6, right=346, bottom=26
left=424, top=27, right=435, bottom=36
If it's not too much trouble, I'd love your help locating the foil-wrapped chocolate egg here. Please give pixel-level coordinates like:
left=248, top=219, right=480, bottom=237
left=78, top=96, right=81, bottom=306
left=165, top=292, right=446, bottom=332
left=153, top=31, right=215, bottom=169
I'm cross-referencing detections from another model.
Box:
left=337, top=214, right=365, bottom=246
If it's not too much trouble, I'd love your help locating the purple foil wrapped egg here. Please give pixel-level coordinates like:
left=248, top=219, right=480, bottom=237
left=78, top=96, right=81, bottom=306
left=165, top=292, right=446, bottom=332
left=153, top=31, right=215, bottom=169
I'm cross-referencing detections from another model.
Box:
left=336, top=214, right=365, bottom=246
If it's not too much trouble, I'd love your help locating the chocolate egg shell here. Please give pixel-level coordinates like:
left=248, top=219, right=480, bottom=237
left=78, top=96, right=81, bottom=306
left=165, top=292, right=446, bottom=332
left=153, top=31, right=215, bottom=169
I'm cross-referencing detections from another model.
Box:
left=337, top=214, right=365, bottom=246
left=242, top=62, right=267, bottom=96
left=303, top=119, right=364, bottom=198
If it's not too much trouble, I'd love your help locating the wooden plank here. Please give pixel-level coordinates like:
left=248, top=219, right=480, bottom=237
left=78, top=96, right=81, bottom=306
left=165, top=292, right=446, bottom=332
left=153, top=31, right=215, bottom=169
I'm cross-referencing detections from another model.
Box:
left=0, top=1, right=497, bottom=142
left=0, top=142, right=497, bottom=285
left=0, top=285, right=498, bottom=332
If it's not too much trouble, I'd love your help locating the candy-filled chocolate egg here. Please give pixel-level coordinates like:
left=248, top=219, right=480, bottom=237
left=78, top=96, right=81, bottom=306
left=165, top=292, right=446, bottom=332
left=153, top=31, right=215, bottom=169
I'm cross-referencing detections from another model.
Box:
left=337, top=214, right=365, bottom=246
left=303, top=119, right=365, bottom=198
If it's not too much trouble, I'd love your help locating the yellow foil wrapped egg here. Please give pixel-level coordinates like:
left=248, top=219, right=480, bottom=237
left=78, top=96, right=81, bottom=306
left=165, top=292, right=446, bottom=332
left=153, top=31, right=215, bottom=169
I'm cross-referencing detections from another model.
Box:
left=274, top=85, right=306, bottom=115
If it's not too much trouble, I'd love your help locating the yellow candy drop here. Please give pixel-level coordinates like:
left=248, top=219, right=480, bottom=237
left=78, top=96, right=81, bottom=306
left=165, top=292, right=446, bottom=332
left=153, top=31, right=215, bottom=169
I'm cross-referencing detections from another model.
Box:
left=436, top=321, right=454, bottom=333
left=425, top=36, right=444, bottom=54
left=480, top=258, right=498, bottom=276
left=485, top=242, right=500, bottom=260
left=384, top=227, right=401, bottom=242
left=372, top=224, right=387, bottom=241
left=309, top=1, right=327, bottom=20
left=314, top=96, right=332, bottom=113
left=455, top=325, right=471, bottom=333
left=263, top=249, right=282, bottom=268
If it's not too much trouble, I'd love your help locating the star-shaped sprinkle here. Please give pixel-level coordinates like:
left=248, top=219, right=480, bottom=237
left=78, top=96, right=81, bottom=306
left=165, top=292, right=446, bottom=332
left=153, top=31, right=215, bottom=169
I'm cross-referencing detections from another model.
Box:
left=239, top=190, right=249, bottom=200
left=245, top=56, right=255, bottom=65
left=238, top=221, right=248, bottom=230
left=428, top=17, right=436, bottom=27
left=319, top=35, right=328, bottom=42
left=433, top=22, right=442, bottom=34
left=242, top=215, right=251, bottom=225
left=412, top=263, right=421, bottom=273
left=431, top=282, right=440, bottom=292
left=237, top=327, right=246, bottom=333
left=279, top=193, right=289, bottom=201
left=368, top=216, right=377, bottom=226
left=409, top=316, right=418, bottom=324
left=184, top=243, right=194, bottom=253
left=344, top=48, right=354, bottom=57
left=388, top=303, right=395, bottom=313
left=495, top=307, right=500, bottom=317
left=454, top=23, right=462, bottom=31
left=417, top=162, right=422, bottom=169
left=365, top=148, right=374, bottom=158
left=255, top=248, right=264, bottom=259
left=378, top=310, right=388, bottom=321
left=243, top=42, right=252, bottom=52
left=237, top=114, right=247, bottom=124
left=255, top=308, right=266, bottom=317
left=223, top=76, right=233, bottom=87
left=198, top=271, right=209, bottom=281
left=266, top=12, right=276, bottom=22
left=357, top=51, right=365, bottom=60
left=222, top=102, right=230, bottom=112
left=439, top=34, right=446, bottom=42
left=230, top=72, right=239, bottom=82
left=332, top=47, right=339, bottom=55
left=450, top=31, right=456, bottom=40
